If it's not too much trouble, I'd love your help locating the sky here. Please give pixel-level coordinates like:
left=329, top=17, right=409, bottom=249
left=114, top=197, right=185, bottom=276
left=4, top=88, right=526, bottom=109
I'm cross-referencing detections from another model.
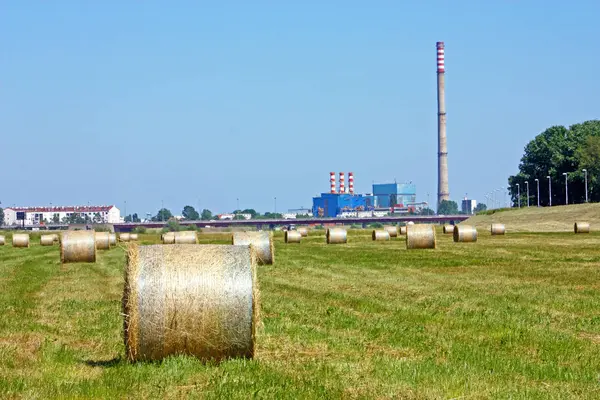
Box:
left=1, top=1, right=599, bottom=217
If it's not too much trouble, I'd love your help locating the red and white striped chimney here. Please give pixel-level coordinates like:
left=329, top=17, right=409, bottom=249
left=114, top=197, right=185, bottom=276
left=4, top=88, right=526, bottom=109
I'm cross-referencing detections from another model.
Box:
left=436, top=41, right=445, bottom=73
left=348, top=172, right=354, bottom=195
left=330, top=172, right=336, bottom=194
left=339, top=172, right=345, bottom=194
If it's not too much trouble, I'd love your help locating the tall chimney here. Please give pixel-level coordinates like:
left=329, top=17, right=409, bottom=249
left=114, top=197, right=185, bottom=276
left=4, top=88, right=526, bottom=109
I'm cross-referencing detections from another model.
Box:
left=339, top=172, right=345, bottom=194
left=330, top=172, right=336, bottom=194
left=437, top=41, right=449, bottom=207
left=348, top=172, right=354, bottom=195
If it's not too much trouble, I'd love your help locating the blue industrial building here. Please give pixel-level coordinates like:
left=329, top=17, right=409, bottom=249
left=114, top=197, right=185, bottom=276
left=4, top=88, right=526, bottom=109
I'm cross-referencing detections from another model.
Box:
left=372, top=183, right=417, bottom=208
left=312, top=193, right=374, bottom=218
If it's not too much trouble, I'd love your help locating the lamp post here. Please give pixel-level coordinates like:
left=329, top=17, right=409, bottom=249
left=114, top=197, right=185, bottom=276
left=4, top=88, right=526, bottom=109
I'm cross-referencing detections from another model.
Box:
left=563, top=173, right=568, bottom=205
left=525, top=181, right=530, bottom=207
left=547, top=176, right=552, bottom=206
left=583, top=169, right=588, bottom=203
left=534, top=179, right=540, bottom=207
left=516, top=183, right=520, bottom=208
left=124, top=200, right=127, bottom=221
left=274, top=197, right=277, bottom=214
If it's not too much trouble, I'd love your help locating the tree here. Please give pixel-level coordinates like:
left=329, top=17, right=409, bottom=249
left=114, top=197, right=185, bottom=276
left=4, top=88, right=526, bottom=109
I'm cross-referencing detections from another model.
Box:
left=0, top=208, right=3, bottom=226
left=420, top=208, right=435, bottom=216
left=437, top=200, right=459, bottom=215
left=241, top=209, right=257, bottom=218
left=93, top=213, right=103, bottom=223
left=52, top=213, right=60, bottom=224
left=182, top=206, right=200, bottom=220
left=233, top=214, right=246, bottom=220
left=152, top=208, right=173, bottom=222
left=474, top=203, right=487, bottom=213
left=200, top=209, right=213, bottom=220
left=165, top=219, right=181, bottom=232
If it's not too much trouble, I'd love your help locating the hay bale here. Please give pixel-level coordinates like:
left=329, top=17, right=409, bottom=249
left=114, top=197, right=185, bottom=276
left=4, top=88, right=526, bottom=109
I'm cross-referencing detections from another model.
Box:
left=232, top=232, right=274, bottom=265
left=285, top=230, right=302, bottom=243
left=109, top=233, right=117, bottom=246
left=0, top=235, right=4, bottom=246
left=12, top=233, right=30, bottom=248
left=491, top=223, right=506, bottom=235
left=399, top=226, right=407, bottom=235
left=51, top=233, right=60, bottom=242
left=574, top=222, right=590, bottom=234
left=61, top=230, right=96, bottom=263
left=297, top=227, right=309, bottom=237
left=175, top=231, right=198, bottom=244
left=443, top=225, right=454, bottom=234
left=453, top=225, right=478, bottom=243
left=372, top=230, right=390, bottom=241
left=326, top=228, right=347, bottom=244
left=95, top=232, right=111, bottom=250
left=384, top=226, right=398, bottom=238
left=40, top=234, right=55, bottom=246
left=162, top=232, right=175, bottom=244
left=130, top=233, right=139, bottom=241
left=120, top=233, right=131, bottom=242
left=123, top=244, right=259, bottom=362
left=406, top=224, right=436, bottom=249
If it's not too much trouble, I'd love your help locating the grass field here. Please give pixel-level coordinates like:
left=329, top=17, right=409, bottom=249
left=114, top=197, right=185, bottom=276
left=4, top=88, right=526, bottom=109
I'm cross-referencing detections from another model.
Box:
left=1, top=229, right=600, bottom=399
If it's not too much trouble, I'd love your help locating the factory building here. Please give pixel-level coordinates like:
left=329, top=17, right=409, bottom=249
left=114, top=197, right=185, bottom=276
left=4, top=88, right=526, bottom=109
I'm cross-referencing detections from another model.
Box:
left=3, top=205, right=121, bottom=226
left=372, top=183, right=417, bottom=208
left=461, top=198, right=477, bottom=215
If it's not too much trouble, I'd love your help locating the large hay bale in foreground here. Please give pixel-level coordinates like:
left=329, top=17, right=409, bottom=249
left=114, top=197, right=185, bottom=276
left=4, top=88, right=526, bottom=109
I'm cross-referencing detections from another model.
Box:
left=285, top=230, right=302, bottom=243
left=406, top=225, right=436, bottom=249
left=574, top=222, right=590, bottom=234
left=443, top=225, right=454, bottom=234
left=40, top=234, right=55, bottom=246
left=120, top=233, right=131, bottom=242
left=109, top=233, right=117, bottom=246
left=12, top=234, right=30, bottom=248
left=384, top=226, right=398, bottom=238
left=95, top=232, right=111, bottom=250
left=297, top=227, right=309, bottom=237
left=232, top=232, right=274, bottom=265
left=61, top=231, right=96, bottom=263
left=372, top=230, right=390, bottom=241
left=175, top=231, right=198, bottom=244
left=454, top=225, right=478, bottom=243
left=0, top=235, right=5, bottom=246
left=399, top=226, right=407, bottom=235
left=123, top=244, right=259, bottom=362
left=491, top=223, right=506, bottom=236
left=326, top=228, right=347, bottom=244
left=162, top=232, right=175, bottom=244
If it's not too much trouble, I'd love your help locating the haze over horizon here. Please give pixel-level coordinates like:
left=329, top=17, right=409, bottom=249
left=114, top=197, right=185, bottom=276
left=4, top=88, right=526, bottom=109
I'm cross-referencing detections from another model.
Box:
left=1, top=1, right=599, bottom=216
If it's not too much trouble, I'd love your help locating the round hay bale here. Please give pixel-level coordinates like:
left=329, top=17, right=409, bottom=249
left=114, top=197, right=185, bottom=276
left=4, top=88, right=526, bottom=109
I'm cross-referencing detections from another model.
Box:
left=130, top=233, right=139, bottom=241
left=51, top=233, right=60, bottom=242
left=232, top=232, right=274, bottom=265
left=384, top=226, right=398, bottom=238
left=407, top=221, right=415, bottom=226
left=285, top=230, right=302, bottom=243
left=162, top=232, right=175, bottom=244
left=61, top=231, right=96, bottom=263
left=574, top=222, right=590, bottom=234
left=95, top=232, right=111, bottom=250
left=453, top=225, right=478, bottom=243
left=399, top=226, right=407, bottom=235
left=120, top=233, right=131, bottom=242
left=297, top=227, right=309, bottom=237
left=372, top=230, right=390, bottom=241
left=109, top=233, right=117, bottom=246
left=406, top=224, right=436, bottom=249
left=175, top=231, right=198, bottom=244
left=443, top=225, right=454, bottom=234
left=0, top=235, right=5, bottom=246
left=491, top=223, right=506, bottom=235
left=12, top=233, right=30, bottom=248
left=40, top=234, right=55, bottom=246
left=123, top=244, right=259, bottom=362
left=326, top=228, right=347, bottom=244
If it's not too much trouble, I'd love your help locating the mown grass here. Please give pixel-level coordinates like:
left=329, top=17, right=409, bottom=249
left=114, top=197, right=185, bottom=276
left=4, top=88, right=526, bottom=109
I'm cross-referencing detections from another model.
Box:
left=1, top=229, right=600, bottom=399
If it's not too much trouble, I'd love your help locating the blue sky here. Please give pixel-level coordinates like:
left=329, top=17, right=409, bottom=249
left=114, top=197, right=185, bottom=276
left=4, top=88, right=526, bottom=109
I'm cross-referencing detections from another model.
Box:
left=1, top=1, right=599, bottom=216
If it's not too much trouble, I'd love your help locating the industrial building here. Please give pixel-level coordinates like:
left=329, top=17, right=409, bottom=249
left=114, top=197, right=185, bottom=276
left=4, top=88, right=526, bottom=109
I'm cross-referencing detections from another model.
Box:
left=3, top=205, right=122, bottom=226
left=461, top=199, right=477, bottom=215
left=373, top=183, right=417, bottom=208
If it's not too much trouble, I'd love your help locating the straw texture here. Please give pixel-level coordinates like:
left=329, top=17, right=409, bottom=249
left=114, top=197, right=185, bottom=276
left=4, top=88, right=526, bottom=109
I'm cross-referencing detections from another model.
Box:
left=297, top=227, right=309, bottom=237
left=232, top=232, right=274, bottom=265
left=130, top=233, right=139, bottom=241
left=406, top=225, right=436, bottom=249
left=175, top=231, right=198, bottom=244
left=162, top=232, right=175, bottom=244
left=109, top=233, right=117, bottom=246
left=443, top=225, right=454, bottom=234
left=40, top=235, right=55, bottom=246
left=284, top=231, right=302, bottom=243
left=384, top=226, right=398, bottom=238
left=574, top=222, right=590, bottom=234
left=12, top=234, right=30, bottom=248
left=491, top=223, right=506, bottom=236
left=372, top=230, right=390, bottom=241
left=95, top=232, right=111, bottom=250
left=454, top=225, right=478, bottom=243
left=326, top=228, right=347, bottom=244
left=399, top=226, right=407, bottom=235
left=61, top=231, right=96, bottom=263
left=120, top=233, right=131, bottom=242
left=0, top=235, right=4, bottom=246
left=123, top=244, right=259, bottom=362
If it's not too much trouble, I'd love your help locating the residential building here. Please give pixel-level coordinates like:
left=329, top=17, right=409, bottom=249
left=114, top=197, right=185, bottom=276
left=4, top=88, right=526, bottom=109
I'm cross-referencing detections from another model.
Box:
left=3, top=205, right=121, bottom=226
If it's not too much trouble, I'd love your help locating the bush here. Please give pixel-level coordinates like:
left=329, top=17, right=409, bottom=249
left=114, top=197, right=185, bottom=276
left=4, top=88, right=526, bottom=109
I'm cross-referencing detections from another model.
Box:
left=165, top=219, right=181, bottom=232
left=369, top=222, right=383, bottom=229
left=133, top=226, right=147, bottom=234
left=185, top=224, right=198, bottom=231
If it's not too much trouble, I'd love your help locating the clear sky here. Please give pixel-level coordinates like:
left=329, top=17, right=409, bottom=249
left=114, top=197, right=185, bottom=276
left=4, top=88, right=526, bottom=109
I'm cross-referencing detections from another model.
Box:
left=1, top=1, right=599, bottom=216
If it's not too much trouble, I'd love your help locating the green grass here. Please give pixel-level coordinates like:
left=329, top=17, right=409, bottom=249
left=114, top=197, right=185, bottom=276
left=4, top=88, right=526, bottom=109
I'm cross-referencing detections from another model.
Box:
left=1, top=229, right=600, bottom=398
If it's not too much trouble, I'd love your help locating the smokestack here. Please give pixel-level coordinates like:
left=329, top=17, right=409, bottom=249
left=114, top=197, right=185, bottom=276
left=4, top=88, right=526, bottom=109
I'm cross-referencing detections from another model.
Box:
left=330, top=172, right=336, bottom=194
left=339, top=172, right=345, bottom=194
left=348, top=172, right=354, bottom=195
left=437, top=41, right=449, bottom=207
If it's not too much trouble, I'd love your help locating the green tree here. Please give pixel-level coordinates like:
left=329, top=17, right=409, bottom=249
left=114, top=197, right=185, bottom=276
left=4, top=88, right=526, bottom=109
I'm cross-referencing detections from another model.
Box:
left=0, top=208, right=3, bottom=226
left=152, top=208, right=173, bottom=222
left=133, top=226, right=147, bottom=234
left=165, top=219, right=181, bottom=232
left=93, top=213, right=102, bottom=223
left=437, top=200, right=459, bottom=215
left=241, top=209, right=257, bottom=218
left=200, top=209, right=213, bottom=220
left=577, top=135, right=600, bottom=201
left=182, top=205, right=200, bottom=220
left=52, top=213, right=60, bottom=224
left=474, top=203, right=488, bottom=213
left=233, top=214, right=246, bottom=220
left=420, top=208, right=435, bottom=216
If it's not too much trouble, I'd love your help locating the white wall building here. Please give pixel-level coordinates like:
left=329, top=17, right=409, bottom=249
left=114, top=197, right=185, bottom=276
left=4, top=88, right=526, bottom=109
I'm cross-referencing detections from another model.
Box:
left=3, top=205, right=121, bottom=226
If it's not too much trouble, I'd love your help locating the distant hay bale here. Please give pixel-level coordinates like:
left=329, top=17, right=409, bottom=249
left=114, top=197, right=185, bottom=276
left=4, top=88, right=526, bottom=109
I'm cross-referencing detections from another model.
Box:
left=326, top=228, right=347, bottom=244
left=297, top=227, right=309, bottom=237
left=453, top=225, right=478, bottom=243
left=491, top=223, right=506, bottom=235
left=406, top=225, right=436, bottom=249
left=40, top=234, right=55, bottom=246
left=60, top=230, right=96, bottom=263
left=109, top=233, right=117, bottom=246
left=162, top=232, right=175, bottom=244
left=399, top=226, right=407, bottom=235
left=130, top=233, right=139, bottom=241
left=175, top=231, right=198, bottom=244
left=574, top=222, right=590, bottom=234
left=232, top=232, right=274, bottom=265
left=384, top=226, right=398, bottom=238
left=120, top=233, right=131, bottom=242
left=285, top=230, right=302, bottom=243
left=123, top=244, right=259, bottom=362
left=443, top=225, right=454, bottom=234
left=0, top=235, right=4, bottom=246
left=407, top=221, right=415, bottom=226
left=372, top=230, right=390, bottom=241
left=12, top=233, right=30, bottom=248
left=95, top=232, right=111, bottom=250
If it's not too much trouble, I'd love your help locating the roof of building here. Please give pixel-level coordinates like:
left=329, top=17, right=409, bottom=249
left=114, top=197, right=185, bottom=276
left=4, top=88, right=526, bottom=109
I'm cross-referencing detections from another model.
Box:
left=4, top=205, right=116, bottom=213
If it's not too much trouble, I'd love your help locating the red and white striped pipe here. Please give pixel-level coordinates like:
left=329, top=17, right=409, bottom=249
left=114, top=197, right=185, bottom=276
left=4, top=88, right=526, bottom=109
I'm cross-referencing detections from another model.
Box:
left=348, top=172, right=354, bottom=195
left=436, top=42, right=445, bottom=73
left=339, top=172, right=345, bottom=194
left=330, top=172, right=336, bottom=194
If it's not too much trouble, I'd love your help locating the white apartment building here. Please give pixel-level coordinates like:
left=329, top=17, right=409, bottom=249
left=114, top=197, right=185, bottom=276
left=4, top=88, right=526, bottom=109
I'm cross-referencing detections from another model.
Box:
left=3, top=205, right=122, bottom=226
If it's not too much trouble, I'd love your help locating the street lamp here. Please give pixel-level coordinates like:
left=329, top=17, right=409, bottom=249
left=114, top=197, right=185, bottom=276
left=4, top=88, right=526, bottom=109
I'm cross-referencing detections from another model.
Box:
left=525, top=181, right=530, bottom=207
left=563, top=173, right=568, bottom=205
left=583, top=169, right=588, bottom=203
left=516, top=183, right=521, bottom=208
left=547, top=176, right=552, bottom=206
left=534, top=179, right=540, bottom=207
left=274, top=197, right=277, bottom=214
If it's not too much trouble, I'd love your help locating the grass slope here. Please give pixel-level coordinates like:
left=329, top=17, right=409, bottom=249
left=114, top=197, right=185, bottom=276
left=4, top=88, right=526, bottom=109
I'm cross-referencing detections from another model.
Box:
left=0, top=230, right=599, bottom=398
left=464, top=203, right=600, bottom=232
